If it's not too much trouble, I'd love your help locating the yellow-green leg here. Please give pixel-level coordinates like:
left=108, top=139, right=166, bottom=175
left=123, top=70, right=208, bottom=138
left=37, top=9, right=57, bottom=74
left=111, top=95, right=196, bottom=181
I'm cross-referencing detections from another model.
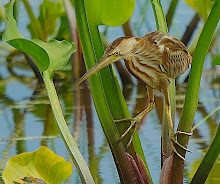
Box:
left=115, top=88, right=155, bottom=148
left=163, top=86, right=192, bottom=161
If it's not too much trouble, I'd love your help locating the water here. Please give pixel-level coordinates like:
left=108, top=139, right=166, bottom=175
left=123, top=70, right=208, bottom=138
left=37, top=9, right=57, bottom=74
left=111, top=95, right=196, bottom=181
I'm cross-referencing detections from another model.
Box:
left=0, top=0, right=220, bottom=183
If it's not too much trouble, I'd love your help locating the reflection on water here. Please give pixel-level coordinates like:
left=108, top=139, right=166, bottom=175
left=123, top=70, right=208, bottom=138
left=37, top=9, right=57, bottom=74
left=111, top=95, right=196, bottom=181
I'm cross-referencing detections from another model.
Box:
left=0, top=55, right=219, bottom=183
left=0, top=0, right=220, bottom=183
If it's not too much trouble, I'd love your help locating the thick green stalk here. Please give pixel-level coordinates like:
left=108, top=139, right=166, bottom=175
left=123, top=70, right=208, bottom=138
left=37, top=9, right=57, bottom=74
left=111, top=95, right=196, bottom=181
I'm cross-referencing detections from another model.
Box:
left=82, top=1, right=152, bottom=180
left=43, top=70, right=95, bottom=184
left=73, top=0, right=140, bottom=183
left=88, top=23, right=150, bottom=169
left=171, top=1, right=220, bottom=183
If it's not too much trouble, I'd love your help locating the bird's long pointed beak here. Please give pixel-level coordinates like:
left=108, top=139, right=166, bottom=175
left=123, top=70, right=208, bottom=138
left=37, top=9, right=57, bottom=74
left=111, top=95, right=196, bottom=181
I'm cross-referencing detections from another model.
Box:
left=75, top=55, right=117, bottom=86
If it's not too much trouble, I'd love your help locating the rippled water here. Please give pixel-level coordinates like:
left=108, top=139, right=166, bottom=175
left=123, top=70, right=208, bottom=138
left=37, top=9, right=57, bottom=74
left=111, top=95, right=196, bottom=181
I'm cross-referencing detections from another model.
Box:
left=0, top=0, right=219, bottom=183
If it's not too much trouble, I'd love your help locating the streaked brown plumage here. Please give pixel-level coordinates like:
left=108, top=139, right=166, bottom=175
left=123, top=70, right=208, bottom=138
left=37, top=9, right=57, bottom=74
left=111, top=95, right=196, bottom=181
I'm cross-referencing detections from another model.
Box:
left=76, top=31, right=192, bottom=161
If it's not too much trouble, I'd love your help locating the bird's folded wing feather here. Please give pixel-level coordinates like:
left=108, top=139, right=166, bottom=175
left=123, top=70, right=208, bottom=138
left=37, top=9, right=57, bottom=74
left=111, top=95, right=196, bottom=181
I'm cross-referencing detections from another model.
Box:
left=140, top=31, right=192, bottom=79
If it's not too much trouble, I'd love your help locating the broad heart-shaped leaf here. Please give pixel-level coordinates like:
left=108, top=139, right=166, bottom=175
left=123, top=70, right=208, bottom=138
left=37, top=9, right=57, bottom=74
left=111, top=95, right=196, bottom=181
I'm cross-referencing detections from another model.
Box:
left=3, top=0, right=76, bottom=72
left=5, top=38, right=50, bottom=72
left=85, top=0, right=135, bottom=26
left=32, top=39, right=75, bottom=71
left=212, top=54, right=220, bottom=65
left=2, top=146, right=72, bottom=184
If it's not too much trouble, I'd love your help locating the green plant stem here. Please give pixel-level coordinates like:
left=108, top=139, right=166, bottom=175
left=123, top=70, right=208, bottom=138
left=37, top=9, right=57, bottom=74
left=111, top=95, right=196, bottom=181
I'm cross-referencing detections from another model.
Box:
left=150, top=0, right=175, bottom=164
left=43, top=70, right=95, bottom=184
left=13, top=0, right=19, bottom=21
left=190, top=123, right=220, bottom=184
left=88, top=23, right=134, bottom=146
left=192, top=105, right=220, bottom=131
left=73, top=1, right=140, bottom=183
left=166, top=0, right=179, bottom=28
left=171, top=1, right=220, bottom=183
left=150, top=0, right=168, bottom=33
left=89, top=23, right=152, bottom=180
left=161, top=79, right=175, bottom=162
left=83, top=1, right=153, bottom=180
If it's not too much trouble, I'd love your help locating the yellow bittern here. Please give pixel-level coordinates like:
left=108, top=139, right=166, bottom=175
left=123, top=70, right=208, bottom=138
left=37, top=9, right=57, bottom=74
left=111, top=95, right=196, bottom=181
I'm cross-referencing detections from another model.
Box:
left=76, top=31, right=192, bottom=161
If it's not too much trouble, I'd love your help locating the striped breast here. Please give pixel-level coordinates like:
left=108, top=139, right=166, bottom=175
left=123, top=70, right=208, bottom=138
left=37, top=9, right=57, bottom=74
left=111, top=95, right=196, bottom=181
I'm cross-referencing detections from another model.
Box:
left=124, top=56, right=167, bottom=90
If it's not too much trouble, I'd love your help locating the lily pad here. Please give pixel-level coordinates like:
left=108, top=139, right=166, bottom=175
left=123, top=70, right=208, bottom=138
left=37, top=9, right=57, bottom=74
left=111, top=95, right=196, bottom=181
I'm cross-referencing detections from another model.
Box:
left=2, top=146, right=72, bottom=184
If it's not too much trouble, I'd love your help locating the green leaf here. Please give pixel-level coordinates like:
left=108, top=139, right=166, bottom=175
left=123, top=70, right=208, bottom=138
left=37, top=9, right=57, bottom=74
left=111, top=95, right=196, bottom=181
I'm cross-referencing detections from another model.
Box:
left=21, top=0, right=45, bottom=40
left=3, top=0, right=23, bottom=40
left=85, top=0, right=135, bottom=26
left=2, top=1, right=93, bottom=184
left=184, top=0, right=214, bottom=20
left=189, top=157, right=220, bottom=184
left=5, top=38, right=50, bottom=72
left=191, top=123, right=220, bottom=184
left=212, top=54, right=220, bottom=65
left=55, top=15, right=71, bottom=41
left=28, top=0, right=63, bottom=38
left=3, top=0, right=76, bottom=72
left=2, top=146, right=72, bottom=184
left=39, top=0, right=63, bottom=36
left=32, top=39, right=75, bottom=71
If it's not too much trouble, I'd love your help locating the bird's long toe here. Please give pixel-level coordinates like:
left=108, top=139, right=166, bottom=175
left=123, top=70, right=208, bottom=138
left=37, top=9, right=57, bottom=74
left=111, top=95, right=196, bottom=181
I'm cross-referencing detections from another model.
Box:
left=169, top=132, right=192, bottom=162
left=171, top=136, right=192, bottom=153
left=115, top=117, right=141, bottom=149
left=174, top=131, right=193, bottom=137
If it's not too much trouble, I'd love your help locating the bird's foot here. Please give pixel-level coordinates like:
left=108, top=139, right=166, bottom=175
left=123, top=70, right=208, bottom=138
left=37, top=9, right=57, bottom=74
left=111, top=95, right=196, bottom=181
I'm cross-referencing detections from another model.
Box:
left=169, top=131, right=193, bottom=162
left=174, top=131, right=193, bottom=137
left=115, top=117, right=141, bottom=149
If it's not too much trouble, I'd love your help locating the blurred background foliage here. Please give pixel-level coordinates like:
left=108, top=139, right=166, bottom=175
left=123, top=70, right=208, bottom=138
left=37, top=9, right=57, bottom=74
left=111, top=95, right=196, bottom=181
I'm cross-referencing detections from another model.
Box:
left=0, top=0, right=219, bottom=183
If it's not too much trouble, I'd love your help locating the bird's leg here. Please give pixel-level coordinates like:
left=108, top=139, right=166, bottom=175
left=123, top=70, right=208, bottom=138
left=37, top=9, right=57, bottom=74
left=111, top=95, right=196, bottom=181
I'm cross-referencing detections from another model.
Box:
left=115, top=88, right=155, bottom=148
left=163, top=87, right=192, bottom=161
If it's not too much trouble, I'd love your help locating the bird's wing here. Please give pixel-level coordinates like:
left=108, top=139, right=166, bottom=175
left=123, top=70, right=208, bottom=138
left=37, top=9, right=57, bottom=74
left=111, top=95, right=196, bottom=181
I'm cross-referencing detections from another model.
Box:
left=160, top=36, right=192, bottom=78
left=141, top=31, right=192, bottom=79
left=133, top=31, right=164, bottom=73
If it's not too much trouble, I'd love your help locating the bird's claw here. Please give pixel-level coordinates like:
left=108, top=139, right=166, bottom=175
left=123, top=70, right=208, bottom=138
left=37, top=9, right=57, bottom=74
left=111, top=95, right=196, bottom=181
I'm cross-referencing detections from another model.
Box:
left=169, top=131, right=192, bottom=162
left=114, top=117, right=140, bottom=123
left=114, top=117, right=141, bottom=149
left=174, top=131, right=193, bottom=137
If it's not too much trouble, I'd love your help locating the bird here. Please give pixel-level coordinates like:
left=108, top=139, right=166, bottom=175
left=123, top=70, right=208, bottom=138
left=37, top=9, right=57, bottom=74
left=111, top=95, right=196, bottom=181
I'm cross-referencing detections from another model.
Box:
left=76, top=31, right=192, bottom=161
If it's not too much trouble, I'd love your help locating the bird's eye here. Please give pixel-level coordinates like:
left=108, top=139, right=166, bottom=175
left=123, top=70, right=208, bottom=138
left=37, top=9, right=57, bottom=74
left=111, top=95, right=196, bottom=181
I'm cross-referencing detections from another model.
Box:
left=114, top=51, right=120, bottom=56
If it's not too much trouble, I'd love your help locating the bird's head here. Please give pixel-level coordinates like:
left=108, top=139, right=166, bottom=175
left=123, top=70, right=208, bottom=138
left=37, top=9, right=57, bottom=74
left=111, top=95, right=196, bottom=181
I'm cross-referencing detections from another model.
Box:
left=76, top=36, right=139, bottom=85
